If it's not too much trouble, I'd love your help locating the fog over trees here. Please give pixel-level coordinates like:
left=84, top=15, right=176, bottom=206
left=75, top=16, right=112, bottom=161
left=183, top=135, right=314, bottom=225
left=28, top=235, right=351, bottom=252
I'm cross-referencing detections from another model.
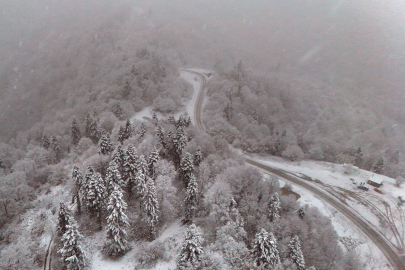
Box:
left=0, top=0, right=403, bottom=269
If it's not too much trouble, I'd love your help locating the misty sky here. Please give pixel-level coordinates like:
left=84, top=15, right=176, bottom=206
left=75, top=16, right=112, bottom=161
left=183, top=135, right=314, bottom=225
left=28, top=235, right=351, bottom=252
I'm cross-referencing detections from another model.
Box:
left=1, top=0, right=404, bottom=113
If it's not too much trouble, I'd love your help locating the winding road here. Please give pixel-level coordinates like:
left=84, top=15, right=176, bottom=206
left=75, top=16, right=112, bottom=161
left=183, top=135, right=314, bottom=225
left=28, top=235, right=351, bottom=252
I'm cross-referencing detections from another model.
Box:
left=184, top=69, right=405, bottom=270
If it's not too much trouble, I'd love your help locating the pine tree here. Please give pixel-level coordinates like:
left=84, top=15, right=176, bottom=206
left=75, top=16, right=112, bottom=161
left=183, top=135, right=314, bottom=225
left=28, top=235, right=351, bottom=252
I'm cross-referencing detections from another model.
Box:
left=289, top=235, right=306, bottom=270
left=268, top=192, right=281, bottom=222
left=104, top=184, right=130, bottom=257
left=308, top=266, right=316, bottom=270
left=0, top=158, right=4, bottom=169
left=123, top=144, right=138, bottom=196
left=57, top=202, right=72, bottom=236
left=112, top=145, right=126, bottom=177
left=112, top=102, right=124, bottom=119
left=156, top=124, right=165, bottom=147
left=82, top=166, right=95, bottom=204
left=173, top=127, right=187, bottom=158
left=117, top=126, right=126, bottom=145
left=130, top=155, right=148, bottom=199
left=152, top=111, right=158, bottom=125
left=177, top=224, right=204, bottom=269
left=193, top=147, right=202, bottom=167
left=184, top=174, right=198, bottom=222
left=148, top=148, right=159, bottom=179
left=85, top=113, right=99, bottom=143
left=185, top=116, right=191, bottom=127
left=137, top=155, right=149, bottom=175
left=98, top=133, right=113, bottom=155
left=298, top=207, right=305, bottom=220
left=58, top=215, right=85, bottom=270
left=251, top=228, right=280, bottom=267
left=42, top=134, right=50, bottom=150
left=372, top=158, right=385, bottom=174
left=142, top=177, right=160, bottom=240
left=139, top=123, right=146, bottom=141
left=51, top=135, right=62, bottom=162
left=168, top=116, right=176, bottom=125
left=224, top=102, right=233, bottom=121
left=105, top=160, right=124, bottom=196
left=124, top=119, right=132, bottom=139
left=86, top=172, right=107, bottom=230
left=71, top=118, right=81, bottom=146
left=180, top=153, right=194, bottom=187
left=72, top=166, right=83, bottom=215
left=122, top=80, right=131, bottom=98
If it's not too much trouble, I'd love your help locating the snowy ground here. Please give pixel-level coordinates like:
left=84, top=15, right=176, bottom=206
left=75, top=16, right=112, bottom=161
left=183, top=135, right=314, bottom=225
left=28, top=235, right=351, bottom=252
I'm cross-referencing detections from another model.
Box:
left=256, top=154, right=404, bottom=269
left=89, top=220, right=184, bottom=270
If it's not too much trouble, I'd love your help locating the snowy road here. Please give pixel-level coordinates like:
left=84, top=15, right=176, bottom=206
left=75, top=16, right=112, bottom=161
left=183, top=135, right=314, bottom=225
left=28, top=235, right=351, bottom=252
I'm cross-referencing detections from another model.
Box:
left=183, top=69, right=405, bottom=270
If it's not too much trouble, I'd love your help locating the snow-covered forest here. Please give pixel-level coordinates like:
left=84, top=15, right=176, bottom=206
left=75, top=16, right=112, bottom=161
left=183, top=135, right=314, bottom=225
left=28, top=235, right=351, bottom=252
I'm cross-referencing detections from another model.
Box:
left=1, top=0, right=405, bottom=269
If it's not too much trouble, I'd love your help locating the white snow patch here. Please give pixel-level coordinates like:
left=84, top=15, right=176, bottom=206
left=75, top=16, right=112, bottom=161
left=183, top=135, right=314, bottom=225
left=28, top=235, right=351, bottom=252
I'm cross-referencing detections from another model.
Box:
left=91, top=247, right=139, bottom=270
left=90, top=220, right=184, bottom=270
left=130, top=106, right=154, bottom=122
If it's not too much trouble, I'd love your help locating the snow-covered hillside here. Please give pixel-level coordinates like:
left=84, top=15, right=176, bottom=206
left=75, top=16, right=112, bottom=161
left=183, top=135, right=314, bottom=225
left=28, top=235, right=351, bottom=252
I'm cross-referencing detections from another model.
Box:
left=254, top=154, right=404, bottom=269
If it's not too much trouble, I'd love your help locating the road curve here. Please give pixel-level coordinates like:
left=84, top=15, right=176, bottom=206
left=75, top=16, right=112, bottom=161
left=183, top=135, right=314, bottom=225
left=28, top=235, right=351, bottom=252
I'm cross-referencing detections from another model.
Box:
left=246, top=159, right=405, bottom=270
left=183, top=69, right=405, bottom=270
left=180, top=69, right=207, bottom=131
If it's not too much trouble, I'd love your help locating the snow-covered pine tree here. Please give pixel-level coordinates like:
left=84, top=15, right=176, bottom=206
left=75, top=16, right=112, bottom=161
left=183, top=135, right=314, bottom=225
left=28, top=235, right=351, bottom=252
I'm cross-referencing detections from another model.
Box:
left=112, top=145, right=126, bottom=177
left=289, top=235, right=306, bottom=270
left=185, top=116, right=191, bottom=127
left=184, top=174, right=198, bottom=222
left=372, top=157, right=384, bottom=174
left=307, top=266, right=316, bottom=270
left=152, top=111, right=158, bottom=125
left=137, top=155, right=148, bottom=175
left=298, top=207, right=305, bottom=220
left=58, top=215, right=85, bottom=270
left=168, top=116, right=176, bottom=125
left=82, top=166, right=95, bottom=205
left=51, top=135, right=62, bottom=162
left=57, top=202, right=72, bottom=236
left=104, top=184, right=130, bottom=257
left=251, top=228, right=280, bottom=267
left=177, top=224, right=204, bottom=269
left=148, top=148, right=159, bottom=179
left=173, top=127, right=187, bottom=158
left=123, top=144, right=138, bottom=196
left=72, top=166, right=83, bottom=215
left=139, top=123, right=146, bottom=141
left=85, top=113, right=93, bottom=138
left=42, top=134, right=50, bottom=149
left=117, top=126, right=126, bottom=145
left=193, top=147, right=202, bottom=167
left=86, top=172, right=107, bottom=230
left=229, top=198, right=245, bottom=229
left=130, top=155, right=148, bottom=199
left=105, top=160, right=124, bottom=196
left=124, top=119, right=133, bottom=139
left=268, top=192, right=281, bottom=222
left=112, top=102, right=124, bottom=119
left=85, top=113, right=99, bottom=143
left=71, top=117, right=81, bottom=146
left=98, top=133, right=113, bottom=155
left=156, top=124, right=165, bottom=148
left=180, top=153, right=194, bottom=187
left=142, top=176, right=160, bottom=240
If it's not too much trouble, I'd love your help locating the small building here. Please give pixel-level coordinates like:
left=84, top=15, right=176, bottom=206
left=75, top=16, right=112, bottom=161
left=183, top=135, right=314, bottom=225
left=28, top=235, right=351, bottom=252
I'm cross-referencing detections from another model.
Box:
left=367, top=174, right=383, bottom=187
